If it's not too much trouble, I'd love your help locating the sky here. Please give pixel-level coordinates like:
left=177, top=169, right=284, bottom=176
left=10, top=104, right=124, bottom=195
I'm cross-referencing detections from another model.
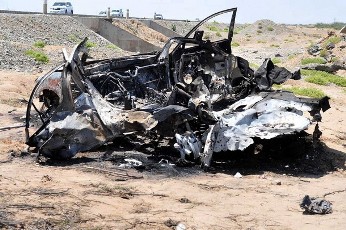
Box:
left=0, top=0, right=344, bottom=24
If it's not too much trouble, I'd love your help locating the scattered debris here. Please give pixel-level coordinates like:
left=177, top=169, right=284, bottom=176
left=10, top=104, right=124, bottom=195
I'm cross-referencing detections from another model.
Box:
left=300, top=195, right=333, bottom=214
left=25, top=8, right=330, bottom=167
left=234, top=172, right=243, bottom=178
left=119, top=158, right=143, bottom=168
left=176, top=223, right=186, bottom=230
left=179, top=197, right=191, bottom=203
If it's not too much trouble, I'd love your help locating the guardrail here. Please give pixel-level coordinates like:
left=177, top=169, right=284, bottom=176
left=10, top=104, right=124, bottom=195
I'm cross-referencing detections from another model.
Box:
left=0, top=10, right=198, bottom=22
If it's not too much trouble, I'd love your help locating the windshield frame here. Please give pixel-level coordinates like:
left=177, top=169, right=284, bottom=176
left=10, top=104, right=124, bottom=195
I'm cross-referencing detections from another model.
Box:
left=184, top=8, right=237, bottom=42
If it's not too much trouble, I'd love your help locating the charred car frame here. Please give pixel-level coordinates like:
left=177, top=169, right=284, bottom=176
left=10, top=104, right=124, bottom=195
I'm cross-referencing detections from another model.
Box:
left=25, top=8, right=330, bottom=167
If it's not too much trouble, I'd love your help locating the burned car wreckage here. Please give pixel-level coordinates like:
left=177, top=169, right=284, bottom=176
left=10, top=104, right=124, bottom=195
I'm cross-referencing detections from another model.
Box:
left=25, top=8, right=330, bottom=167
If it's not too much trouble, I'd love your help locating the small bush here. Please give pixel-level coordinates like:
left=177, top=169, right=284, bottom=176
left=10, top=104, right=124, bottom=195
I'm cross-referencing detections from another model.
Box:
left=272, top=57, right=281, bottom=64
left=331, top=57, right=339, bottom=63
left=203, top=33, right=211, bottom=40
left=314, top=22, right=345, bottom=30
left=25, top=50, right=49, bottom=63
left=207, top=25, right=218, bottom=32
left=257, top=40, right=266, bottom=43
left=288, top=54, right=296, bottom=60
left=216, top=32, right=222, bottom=37
left=34, top=40, right=46, bottom=48
left=302, top=69, right=346, bottom=87
left=223, top=28, right=229, bottom=32
left=323, top=36, right=342, bottom=48
left=319, top=49, right=328, bottom=58
left=301, top=57, right=327, bottom=65
left=232, top=42, right=240, bottom=47
left=68, top=34, right=80, bottom=42
left=270, top=44, right=280, bottom=48
left=171, top=24, right=176, bottom=32
left=267, top=26, right=274, bottom=31
left=284, top=87, right=326, bottom=98
left=257, top=30, right=262, bottom=34
left=106, top=44, right=120, bottom=50
left=249, top=63, right=259, bottom=69
left=86, top=41, right=97, bottom=48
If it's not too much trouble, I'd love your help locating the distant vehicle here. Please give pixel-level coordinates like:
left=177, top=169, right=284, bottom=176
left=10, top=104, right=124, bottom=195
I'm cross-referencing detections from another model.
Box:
left=154, top=13, right=163, bottom=20
left=111, top=9, right=123, bottom=18
left=99, top=11, right=107, bottom=17
left=49, top=2, right=73, bottom=14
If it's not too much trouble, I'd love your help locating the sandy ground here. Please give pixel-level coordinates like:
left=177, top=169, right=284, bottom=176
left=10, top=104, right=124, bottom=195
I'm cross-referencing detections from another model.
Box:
left=0, top=67, right=345, bottom=229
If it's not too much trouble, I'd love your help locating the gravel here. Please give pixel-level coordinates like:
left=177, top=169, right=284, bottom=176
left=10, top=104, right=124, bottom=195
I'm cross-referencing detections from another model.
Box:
left=0, top=13, right=128, bottom=72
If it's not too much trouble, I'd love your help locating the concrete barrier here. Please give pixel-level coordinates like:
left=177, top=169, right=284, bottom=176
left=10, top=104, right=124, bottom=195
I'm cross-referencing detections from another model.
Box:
left=139, top=19, right=181, bottom=38
left=76, top=17, right=160, bottom=53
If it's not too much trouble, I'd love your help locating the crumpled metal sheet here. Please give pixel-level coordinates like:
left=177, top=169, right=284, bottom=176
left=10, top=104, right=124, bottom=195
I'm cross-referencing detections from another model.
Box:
left=300, top=195, right=333, bottom=214
left=25, top=8, right=330, bottom=165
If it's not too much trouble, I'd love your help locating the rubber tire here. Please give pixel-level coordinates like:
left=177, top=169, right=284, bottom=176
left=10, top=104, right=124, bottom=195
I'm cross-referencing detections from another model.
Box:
left=71, top=10, right=73, bottom=15
left=65, top=9, right=67, bottom=14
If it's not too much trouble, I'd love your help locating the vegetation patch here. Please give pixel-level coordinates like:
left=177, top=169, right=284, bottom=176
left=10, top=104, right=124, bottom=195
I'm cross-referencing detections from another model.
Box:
left=267, top=26, right=274, bottom=31
left=302, top=69, right=346, bottom=87
left=288, top=54, right=296, bottom=60
left=272, top=57, right=281, bottom=64
left=319, top=49, right=328, bottom=58
left=86, top=41, right=97, bottom=49
left=25, top=49, right=49, bottom=63
left=106, top=44, right=120, bottom=50
left=207, top=25, right=219, bottom=32
left=314, top=22, right=345, bottom=30
left=301, top=57, right=327, bottom=65
left=249, top=63, right=259, bottom=70
left=284, top=86, right=326, bottom=98
left=216, top=32, right=222, bottom=37
left=33, top=40, right=46, bottom=48
left=323, top=36, right=342, bottom=47
left=68, top=34, right=80, bottom=43
left=232, top=42, right=240, bottom=47
left=270, top=44, right=280, bottom=48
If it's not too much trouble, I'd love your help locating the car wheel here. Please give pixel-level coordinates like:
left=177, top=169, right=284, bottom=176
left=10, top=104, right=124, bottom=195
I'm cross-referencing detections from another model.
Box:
left=71, top=10, right=73, bottom=14
left=65, top=9, right=67, bottom=14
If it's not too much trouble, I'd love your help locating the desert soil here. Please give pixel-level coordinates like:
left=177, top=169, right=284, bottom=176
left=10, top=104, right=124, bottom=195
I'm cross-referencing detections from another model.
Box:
left=0, top=17, right=345, bottom=230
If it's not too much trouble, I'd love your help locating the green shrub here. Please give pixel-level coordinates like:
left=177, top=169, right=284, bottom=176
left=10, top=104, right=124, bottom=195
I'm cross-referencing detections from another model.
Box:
left=272, top=57, right=281, bottom=64
left=267, top=26, right=274, bottom=31
left=86, top=41, right=97, bottom=48
left=257, top=40, right=266, bottom=43
left=25, top=50, right=49, bottom=63
left=301, top=69, right=346, bottom=87
left=249, top=63, right=259, bottom=69
left=319, top=49, right=328, bottom=58
left=223, top=28, right=229, bottom=32
left=323, top=36, right=342, bottom=48
left=207, top=25, right=218, bottom=32
left=270, top=44, right=280, bottom=48
left=171, top=24, right=176, bottom=32
left=331, top=57, right=339, bottom=63
left=68, top=34, right=80, bottom=42
left=106, top=44, right=120, bottom=50
left=284, top=86, right=326, bottom=98
left=232, top=42, right=240, bottom=47
left=216, top=32, right=222, bottom=37
left=314, top=22, right=345, bottom=30
left=301, top=57, right=327, bottom=65
left=204, top=33, right=211, bottom=40
left=34, top=40, right=46, bottom=48
left=257, top=30, right=262, bottom=34
left=288, top=54, right=296, bottom=60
